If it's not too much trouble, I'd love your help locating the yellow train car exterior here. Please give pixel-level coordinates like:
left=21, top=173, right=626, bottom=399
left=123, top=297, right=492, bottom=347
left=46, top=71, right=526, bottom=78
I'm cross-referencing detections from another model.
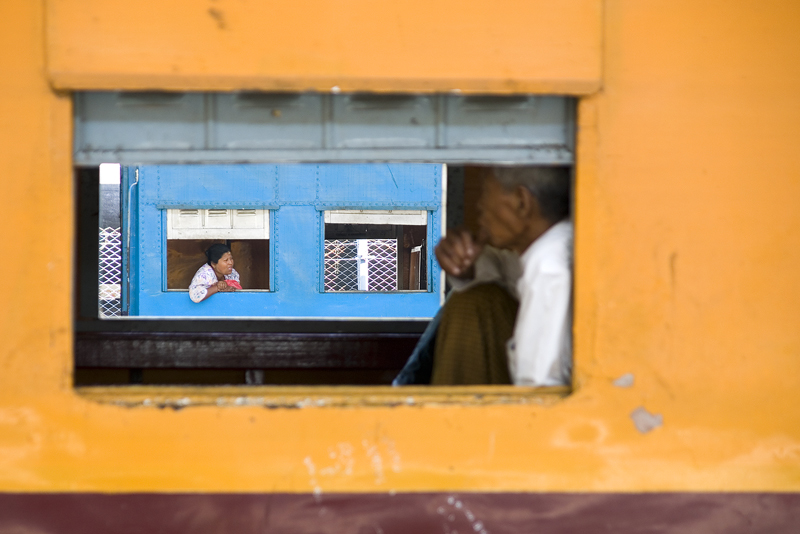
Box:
left=1, top=0, right=799, bottom=530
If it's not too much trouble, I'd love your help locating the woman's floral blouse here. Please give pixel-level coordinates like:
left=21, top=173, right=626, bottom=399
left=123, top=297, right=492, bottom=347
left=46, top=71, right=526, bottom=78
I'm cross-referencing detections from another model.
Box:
left=189, top=263, right=241, bottom=303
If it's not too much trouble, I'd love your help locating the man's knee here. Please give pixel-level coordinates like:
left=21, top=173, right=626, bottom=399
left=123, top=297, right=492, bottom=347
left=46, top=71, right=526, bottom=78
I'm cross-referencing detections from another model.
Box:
left=432, top=283, right=517, bottom=385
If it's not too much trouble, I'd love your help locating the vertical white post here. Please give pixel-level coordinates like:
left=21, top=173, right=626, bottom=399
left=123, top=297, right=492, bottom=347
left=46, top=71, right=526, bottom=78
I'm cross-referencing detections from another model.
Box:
left=357, top=239, right=369, bottom=291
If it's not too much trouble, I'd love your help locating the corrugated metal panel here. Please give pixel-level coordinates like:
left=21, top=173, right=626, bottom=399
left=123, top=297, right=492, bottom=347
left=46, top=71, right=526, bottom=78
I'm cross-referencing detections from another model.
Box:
left=330, top=94, right=437, bottom=149
left=75, top=92, right=206, bottom=151
left=74, top=92, right=575, bottom=165
left=215, top=93, right=324, bottom=150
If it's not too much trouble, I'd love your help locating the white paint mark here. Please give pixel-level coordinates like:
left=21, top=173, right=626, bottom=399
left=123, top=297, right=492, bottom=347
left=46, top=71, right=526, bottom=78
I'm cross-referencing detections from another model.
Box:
left=613, top=373, right=635, bottom=388
left=381, top=437, right=402, bottom=473
left=304, top=457, right=316, bottom=474
left=437, top=495, right=490, bottom=534
left=370, top=451, right=384, bottom=484
left=630, top=406, right=663, bottom=434
left=303, top=456, right=317, bottom=488
left=319, top=442, right=354, bottom=477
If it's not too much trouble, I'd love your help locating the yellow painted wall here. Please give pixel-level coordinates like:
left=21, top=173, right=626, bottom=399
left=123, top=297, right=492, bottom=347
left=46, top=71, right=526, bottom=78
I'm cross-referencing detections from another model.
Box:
left=46, top=0, right=602, bottom=94
left=0, top=0, right=798, bottom=492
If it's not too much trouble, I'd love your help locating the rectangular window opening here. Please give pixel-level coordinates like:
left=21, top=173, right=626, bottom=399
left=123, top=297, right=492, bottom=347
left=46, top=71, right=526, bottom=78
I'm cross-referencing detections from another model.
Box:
left=166, top=208, right=270, bottom=291
left=74, top=91, right=576, bottom=398
left=323, top=210, right=428, bottom=292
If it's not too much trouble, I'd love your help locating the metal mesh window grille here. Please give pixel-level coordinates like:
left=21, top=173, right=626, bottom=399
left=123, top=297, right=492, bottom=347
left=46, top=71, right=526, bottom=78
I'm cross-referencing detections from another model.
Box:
left=324, top=239, right=398, bottom=292
left=366, top=239, right=399, bottom=291
left=99, top=227, right=122, bottom=317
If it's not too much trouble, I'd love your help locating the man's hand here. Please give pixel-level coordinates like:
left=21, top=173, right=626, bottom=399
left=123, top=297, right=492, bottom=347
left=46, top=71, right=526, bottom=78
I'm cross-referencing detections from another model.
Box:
left=435, top=228, right=484, bottom=278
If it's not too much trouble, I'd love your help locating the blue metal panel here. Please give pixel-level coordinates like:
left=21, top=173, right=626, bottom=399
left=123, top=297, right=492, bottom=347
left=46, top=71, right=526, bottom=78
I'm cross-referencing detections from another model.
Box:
left=131, top=163, right=442, bottom=318
left=316, top=164, right=440, bottom=207
left=136, top=289, right=441, bottom=318
left=150, top=164, right=278, bottom=208
left=276, top=165, right=317, bottom=203
left=120, top=167, right=130, bottom=314
left=120, top=166, right=140, bottom=316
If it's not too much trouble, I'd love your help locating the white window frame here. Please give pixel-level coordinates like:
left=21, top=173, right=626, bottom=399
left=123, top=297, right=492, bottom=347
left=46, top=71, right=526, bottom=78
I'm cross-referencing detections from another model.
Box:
left=166, top=208, right=269, bottom=239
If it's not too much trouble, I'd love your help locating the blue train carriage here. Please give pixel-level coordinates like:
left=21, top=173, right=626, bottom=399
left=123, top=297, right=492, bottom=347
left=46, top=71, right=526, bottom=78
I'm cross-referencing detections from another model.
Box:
left=121, top=163, right=445, bottom=318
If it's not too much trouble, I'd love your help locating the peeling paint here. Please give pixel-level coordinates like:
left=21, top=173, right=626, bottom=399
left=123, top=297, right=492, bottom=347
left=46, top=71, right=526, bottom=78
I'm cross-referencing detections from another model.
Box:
left=630, top=407, right=663, bottom=434
left=613, top=373, right=635, bottom=388
left=76, top=386, right=569, bottom=410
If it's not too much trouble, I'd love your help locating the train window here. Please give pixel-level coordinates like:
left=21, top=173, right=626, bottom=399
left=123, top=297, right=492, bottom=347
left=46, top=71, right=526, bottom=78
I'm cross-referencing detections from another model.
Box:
left=323, top=210, right=428, bottom=292
left=165, top=209, right=271, bottom=292
left=74, top=91, right=576, bottom=392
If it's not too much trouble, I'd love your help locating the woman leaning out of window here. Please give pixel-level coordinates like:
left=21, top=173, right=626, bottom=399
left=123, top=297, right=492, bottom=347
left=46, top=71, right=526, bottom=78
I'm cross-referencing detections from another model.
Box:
left=189, top=244, right=242, bottom=302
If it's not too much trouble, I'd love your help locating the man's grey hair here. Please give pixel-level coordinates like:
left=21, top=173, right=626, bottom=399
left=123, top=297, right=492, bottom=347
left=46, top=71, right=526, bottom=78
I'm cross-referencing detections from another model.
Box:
left=491, top=166, right=571, bottom=223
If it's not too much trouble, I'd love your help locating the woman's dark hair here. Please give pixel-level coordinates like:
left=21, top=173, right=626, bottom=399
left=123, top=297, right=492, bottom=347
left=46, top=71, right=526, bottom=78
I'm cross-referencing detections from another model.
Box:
left=206, top=243, right=232, bottom=265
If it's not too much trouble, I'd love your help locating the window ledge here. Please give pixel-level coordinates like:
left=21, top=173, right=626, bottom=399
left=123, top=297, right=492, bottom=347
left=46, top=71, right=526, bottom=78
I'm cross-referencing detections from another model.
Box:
left=76, top=385, right=571, bottom=409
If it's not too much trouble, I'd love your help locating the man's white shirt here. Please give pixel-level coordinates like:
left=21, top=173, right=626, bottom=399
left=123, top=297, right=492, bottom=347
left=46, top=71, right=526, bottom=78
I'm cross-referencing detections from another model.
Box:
left=447, top=220, right=573, bottom=386
left=508, top=220, right=573, bottom=386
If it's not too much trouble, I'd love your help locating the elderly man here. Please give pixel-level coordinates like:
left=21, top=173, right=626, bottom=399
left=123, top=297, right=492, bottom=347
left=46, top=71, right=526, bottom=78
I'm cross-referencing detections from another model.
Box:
left=394, top=166, right=573, bottom=386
